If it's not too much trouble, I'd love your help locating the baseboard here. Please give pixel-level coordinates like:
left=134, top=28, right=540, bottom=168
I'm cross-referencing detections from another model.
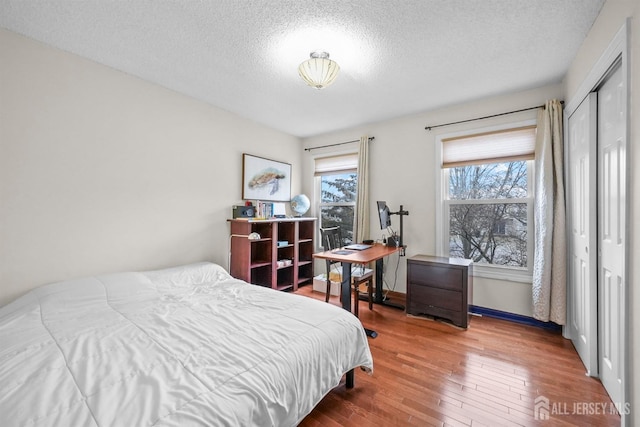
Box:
left=470, top=305, right=562, bottom=332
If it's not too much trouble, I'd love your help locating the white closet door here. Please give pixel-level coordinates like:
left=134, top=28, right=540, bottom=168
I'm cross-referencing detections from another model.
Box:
left=567, top=93, right=598, bottom=376
left=597, top=63, right=625, bottom=407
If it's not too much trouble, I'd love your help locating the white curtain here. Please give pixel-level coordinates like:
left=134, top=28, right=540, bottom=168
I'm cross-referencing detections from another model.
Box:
left=532, top=99, right=566, bottom=324
left=355, top=136, right=369, bottom=243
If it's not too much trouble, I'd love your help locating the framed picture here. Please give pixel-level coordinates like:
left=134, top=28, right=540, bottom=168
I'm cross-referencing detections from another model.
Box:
left=242, top=154, right=292, bottom=202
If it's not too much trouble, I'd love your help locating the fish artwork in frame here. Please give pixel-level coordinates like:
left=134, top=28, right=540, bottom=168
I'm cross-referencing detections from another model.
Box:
left=242, top=153, right=292, bottom=202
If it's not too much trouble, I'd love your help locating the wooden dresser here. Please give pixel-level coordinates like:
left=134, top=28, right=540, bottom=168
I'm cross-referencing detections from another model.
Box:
left=406, top=255, right=473, bottom=328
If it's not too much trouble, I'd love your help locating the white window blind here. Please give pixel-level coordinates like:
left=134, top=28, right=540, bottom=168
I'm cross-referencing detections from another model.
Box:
left=314, top=153, right=358, bottom=176
left=442, top=125, right=536, bottom=168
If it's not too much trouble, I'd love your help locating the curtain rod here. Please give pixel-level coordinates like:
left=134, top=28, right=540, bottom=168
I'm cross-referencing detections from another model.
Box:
left=304, top=136, right=375, bottom=152
left=424, top=101, right=564, bottom=131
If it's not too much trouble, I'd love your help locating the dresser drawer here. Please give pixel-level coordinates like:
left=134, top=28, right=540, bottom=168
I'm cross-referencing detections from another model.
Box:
left=408, top=302, right=464, bottom=327
left=407, top=285, right=462, bottom=312
left=408, top=262, right=463, bottom=291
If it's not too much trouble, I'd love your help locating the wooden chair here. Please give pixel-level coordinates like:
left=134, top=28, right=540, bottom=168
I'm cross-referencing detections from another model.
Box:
left=320, top=226, right=374, bottom=317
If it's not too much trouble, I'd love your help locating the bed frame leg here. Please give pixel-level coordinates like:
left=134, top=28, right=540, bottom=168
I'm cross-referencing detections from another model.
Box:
left=346, top=369, right=354, bottom=388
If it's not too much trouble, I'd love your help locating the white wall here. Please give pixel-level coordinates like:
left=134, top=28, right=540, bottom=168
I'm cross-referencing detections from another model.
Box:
left=302, top=84, right=562, bottom=317
left=563, top=0, right=639, bottom=421
left=0, top=29, right=301, bottom=307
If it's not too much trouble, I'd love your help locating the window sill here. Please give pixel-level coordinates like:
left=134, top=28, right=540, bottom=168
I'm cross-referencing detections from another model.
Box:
left=472, top=265, right=532, bottom=284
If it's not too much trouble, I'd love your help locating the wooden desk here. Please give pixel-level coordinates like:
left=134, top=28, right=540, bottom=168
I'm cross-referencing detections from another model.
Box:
left=313, top=243, right=401, bottom=388
left=313, top=243, right=402, bottom=323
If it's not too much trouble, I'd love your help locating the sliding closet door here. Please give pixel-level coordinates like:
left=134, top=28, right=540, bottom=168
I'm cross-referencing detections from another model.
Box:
left=567, top=93, right=598, bottom=376
left=597, top=62, right=625, bottom=407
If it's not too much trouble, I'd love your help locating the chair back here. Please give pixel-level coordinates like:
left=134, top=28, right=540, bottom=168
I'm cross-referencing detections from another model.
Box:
left=320, top=226, right=342, bottom=252
left=320, top=226, right=343, bottom=277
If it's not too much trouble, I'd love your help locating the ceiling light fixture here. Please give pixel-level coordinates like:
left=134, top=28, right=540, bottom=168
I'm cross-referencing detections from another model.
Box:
left=298, top=51, right=340, bottom=89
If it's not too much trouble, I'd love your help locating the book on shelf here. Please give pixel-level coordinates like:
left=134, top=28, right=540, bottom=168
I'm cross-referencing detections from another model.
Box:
left=256, top=201, right=273, bottom=219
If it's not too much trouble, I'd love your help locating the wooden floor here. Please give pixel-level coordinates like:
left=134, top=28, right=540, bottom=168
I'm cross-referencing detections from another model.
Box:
left=295, top=286, right=620, bottom=427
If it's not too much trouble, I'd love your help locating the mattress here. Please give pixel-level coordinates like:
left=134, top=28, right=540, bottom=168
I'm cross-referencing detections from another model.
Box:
left=0, top=262, right=373, bottom=426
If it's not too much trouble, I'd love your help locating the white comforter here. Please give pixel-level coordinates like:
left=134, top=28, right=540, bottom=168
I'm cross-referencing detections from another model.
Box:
left=0, top=262, right=373, bottom=426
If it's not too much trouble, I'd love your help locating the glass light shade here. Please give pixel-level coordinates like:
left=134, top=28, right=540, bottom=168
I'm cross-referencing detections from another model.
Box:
left=298, top=52, right=340, bottom=89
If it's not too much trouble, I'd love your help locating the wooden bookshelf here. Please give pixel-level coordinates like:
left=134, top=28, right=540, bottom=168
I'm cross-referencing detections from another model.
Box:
left=228, top=217, right=316, bottom=291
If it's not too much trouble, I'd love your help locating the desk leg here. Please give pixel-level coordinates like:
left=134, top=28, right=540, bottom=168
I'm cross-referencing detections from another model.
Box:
left=341, top=264, right=356, bottom=389
left=341, top=262, right=352, bottom=313
left=371, top=257, right=405, bottom=310
left=374, top=258, right=384, bottom=304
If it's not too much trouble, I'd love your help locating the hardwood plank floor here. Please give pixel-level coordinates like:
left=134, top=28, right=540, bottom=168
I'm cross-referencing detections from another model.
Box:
left=295, top=286, right=620, bottom=427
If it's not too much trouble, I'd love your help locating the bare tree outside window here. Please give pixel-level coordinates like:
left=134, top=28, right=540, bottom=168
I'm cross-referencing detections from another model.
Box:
left=320, top=173, right=357, bottom=246
left=447, top=161, right=529, bottom=267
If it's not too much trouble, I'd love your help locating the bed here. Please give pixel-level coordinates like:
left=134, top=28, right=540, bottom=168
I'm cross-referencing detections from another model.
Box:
left=0, top=262, right=373, bottom=426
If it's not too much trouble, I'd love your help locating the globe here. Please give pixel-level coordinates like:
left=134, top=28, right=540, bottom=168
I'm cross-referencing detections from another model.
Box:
left=290, top=194, right=310, bottom=216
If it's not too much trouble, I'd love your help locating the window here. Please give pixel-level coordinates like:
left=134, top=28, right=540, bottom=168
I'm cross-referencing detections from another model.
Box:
left=315, top=154, right=358, bottom=246
left=438, top=124, right=536, bottom=281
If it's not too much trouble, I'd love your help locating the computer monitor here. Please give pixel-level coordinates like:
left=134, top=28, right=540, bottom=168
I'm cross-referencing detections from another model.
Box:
left=377, top=201, right=391, bottom=229
left=376, top=202, right=409, bottom=254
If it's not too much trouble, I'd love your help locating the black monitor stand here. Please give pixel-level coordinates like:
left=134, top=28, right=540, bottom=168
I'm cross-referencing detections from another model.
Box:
left=390, top=205, right=409, bottom=256
left=359, top=204, right=409, bottom=310
left=387, top=205, right=409, bottom=308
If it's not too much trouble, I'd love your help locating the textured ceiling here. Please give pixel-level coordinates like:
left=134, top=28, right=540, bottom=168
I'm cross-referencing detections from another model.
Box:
left=0, top=0, right=605, bottom=137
